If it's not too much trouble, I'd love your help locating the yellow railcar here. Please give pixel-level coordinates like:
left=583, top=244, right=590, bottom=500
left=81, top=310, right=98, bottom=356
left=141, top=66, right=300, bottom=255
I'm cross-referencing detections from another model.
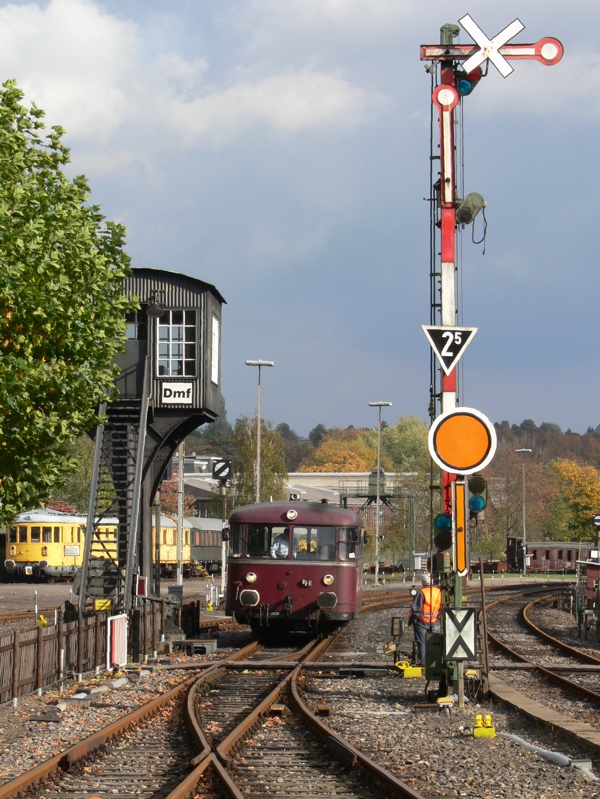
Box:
left=153, top=515, right=192, bottom=577
left=4, top=509, right=192, bottom=581
left=4, top=508, right=117, bottom=580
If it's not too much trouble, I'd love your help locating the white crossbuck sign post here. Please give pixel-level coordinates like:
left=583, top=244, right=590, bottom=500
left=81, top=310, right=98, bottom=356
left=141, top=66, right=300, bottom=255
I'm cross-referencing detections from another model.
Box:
left=443, top=607, right=477, bottom=661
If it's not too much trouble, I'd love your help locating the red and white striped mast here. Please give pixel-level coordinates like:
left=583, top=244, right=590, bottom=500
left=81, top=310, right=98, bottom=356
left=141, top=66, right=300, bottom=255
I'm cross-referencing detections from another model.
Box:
left=421, top=16, right=563, bottom=532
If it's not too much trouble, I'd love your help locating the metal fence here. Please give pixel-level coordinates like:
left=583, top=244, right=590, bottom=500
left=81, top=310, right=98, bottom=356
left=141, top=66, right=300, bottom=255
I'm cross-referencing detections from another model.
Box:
left=0, top=600, right=194, bottom=705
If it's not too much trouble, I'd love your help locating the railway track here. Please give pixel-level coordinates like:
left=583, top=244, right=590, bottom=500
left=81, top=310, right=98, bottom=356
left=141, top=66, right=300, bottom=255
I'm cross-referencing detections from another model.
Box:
left=2, top=582, right=598, bottom=798
left=485, top=589, right=600, bottom=752
left=0, top=627, right=424, bottom=799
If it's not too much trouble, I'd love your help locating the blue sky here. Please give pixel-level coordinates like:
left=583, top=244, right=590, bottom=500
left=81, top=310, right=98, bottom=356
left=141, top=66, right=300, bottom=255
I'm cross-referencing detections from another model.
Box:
left=2, top=0, right=598, bottom=436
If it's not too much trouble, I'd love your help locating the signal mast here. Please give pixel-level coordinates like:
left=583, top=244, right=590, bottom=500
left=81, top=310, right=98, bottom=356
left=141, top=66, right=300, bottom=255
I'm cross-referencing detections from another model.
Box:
left=420, top=17, right=563, bottom=697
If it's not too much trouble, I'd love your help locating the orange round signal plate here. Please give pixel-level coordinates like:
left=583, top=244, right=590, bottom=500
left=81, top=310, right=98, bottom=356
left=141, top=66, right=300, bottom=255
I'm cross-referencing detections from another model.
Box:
left=429, top=407, right=496, bottom=474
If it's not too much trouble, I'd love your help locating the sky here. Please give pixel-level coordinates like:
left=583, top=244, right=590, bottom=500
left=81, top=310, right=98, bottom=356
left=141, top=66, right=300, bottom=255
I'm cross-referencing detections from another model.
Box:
left=1, top=0, right=598, bottom=437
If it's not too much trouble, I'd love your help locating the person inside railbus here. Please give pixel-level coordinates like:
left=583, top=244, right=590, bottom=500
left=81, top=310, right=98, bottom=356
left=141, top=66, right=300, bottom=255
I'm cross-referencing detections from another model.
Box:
left=270, top=528, right=295, bottom=558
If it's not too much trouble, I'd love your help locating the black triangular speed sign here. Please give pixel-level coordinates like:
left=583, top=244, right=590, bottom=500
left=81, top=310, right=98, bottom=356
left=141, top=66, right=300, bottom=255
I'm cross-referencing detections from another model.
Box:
left=422, top=326, right=477, bottom=376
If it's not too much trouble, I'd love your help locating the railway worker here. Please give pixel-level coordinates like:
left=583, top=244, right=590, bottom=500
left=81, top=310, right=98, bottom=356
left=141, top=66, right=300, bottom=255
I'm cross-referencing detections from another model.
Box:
left=408, top=573, right=442, bottom=663
left=270, top=528, right=296, bottom=558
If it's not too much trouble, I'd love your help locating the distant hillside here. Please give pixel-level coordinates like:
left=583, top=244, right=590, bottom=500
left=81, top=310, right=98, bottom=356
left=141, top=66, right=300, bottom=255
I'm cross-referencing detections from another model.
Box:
left=494, top=420, right=600, bottom=469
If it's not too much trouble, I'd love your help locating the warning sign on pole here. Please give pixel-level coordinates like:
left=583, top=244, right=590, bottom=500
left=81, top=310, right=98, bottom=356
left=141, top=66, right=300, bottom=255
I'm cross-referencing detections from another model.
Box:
left=443, top=607, right=477, bottom=661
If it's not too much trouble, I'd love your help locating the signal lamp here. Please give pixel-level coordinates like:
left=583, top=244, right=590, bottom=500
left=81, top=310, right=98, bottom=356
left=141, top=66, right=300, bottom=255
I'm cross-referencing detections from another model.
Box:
left=434, top=512, right=453, bottom=551
left=455, top=66, right=483, bottom=95
left=434, top=512, right=452, bottom=532
left=468, top=474, right=488, bottom=523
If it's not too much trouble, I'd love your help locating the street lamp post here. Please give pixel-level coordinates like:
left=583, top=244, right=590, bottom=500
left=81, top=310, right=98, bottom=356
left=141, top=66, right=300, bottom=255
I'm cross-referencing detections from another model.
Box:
left=369, top=401, right=392, bottom=586
left=246, top=360, right=274, bottom=503
left=516, top=448, right=532, bottom=575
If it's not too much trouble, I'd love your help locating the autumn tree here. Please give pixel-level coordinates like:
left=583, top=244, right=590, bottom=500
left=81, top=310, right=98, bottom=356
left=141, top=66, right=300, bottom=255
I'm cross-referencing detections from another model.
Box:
left=297, top=427, right=377, bottom=472
left=159, top=479, right=198, bottom=517
left=472, top=443, right=565, bottom=560
left=231, top=416, right=287, bottom=506
left=0, top=81, right=133, bottom=524
left=551, top=459, right=600, bottom=540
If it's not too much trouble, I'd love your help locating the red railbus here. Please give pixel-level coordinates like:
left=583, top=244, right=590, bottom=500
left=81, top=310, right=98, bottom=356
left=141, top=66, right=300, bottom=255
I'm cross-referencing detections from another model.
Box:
left=225, top=500, right=365, bottom=634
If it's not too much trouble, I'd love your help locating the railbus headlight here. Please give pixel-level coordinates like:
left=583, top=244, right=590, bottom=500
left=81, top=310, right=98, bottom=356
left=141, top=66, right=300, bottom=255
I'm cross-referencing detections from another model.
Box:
left=322, top=574, right=334, bottom=586
left=245, top=572, right=258, bottom=583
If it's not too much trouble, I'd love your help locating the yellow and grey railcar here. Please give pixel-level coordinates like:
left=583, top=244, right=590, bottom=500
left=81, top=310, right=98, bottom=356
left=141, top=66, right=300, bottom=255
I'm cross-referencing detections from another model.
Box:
left=4, top=509, right=117, bottom=580
left=154, top=515, right=192, bottom=577
left=4, top=509, right=193, bottom=581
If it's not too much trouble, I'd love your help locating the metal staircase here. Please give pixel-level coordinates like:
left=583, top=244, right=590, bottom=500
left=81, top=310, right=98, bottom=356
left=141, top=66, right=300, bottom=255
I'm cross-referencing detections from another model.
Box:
left=79, top=361, right=150, bottom=614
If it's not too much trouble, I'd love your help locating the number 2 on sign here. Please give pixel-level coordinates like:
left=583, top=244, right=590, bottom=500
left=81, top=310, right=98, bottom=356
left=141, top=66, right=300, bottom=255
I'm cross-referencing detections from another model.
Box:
left=441, top=330, right=462, bottom=357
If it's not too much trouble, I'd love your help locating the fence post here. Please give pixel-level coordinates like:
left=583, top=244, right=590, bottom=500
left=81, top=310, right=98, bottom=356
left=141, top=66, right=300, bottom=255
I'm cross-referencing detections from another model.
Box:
left=57, top=611, right=65, bottom=693
left=94, top=613, right=102, bottom=674
left=160, top=599, right=166, bottom=641
left=11, top=630, right=20, bottom=707
left=152, top=602, right=158, bottom=657
left=142, top=603, right=147, bottom=662
left=132, top=609, right=140, bottom=663
left=77, top=615, right=84, bottom=682
left=36, top=626, right=44, bottom=695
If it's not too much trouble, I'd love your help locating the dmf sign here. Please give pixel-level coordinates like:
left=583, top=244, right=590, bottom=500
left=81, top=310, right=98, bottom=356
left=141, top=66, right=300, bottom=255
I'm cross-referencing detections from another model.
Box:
left=161, top=382, right=193, bottom=404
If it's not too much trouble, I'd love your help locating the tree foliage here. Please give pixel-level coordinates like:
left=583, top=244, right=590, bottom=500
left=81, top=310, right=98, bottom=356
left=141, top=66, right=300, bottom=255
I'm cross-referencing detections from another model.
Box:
left=0, top=81, right=133, bottom=523
left=49, top=434, right=94, bottom=513
left=231, top=416, right=287, bottom=507
left=551, top=459, right=600, bottom=540
left=380, top=416, right=430, bottom=473
left=297, top=427, right=376, bottom=472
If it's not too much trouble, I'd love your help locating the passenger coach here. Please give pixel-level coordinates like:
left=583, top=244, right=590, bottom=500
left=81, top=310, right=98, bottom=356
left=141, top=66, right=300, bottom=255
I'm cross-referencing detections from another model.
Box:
left=225, top=500, right=365, bottom=634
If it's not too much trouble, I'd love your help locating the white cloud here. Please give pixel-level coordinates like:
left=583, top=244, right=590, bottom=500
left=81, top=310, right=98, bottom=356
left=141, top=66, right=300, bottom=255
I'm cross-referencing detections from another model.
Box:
left=0, top=0, right=137, bottom=139
left=0, top=0, right=389, bottom=163
left=156, top=69, right=384, bottom=147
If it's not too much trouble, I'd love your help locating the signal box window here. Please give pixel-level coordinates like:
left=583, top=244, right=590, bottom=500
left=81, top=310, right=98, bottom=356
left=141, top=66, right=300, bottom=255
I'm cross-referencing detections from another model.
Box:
left=125, top=310, right=148, bottom=340
left=157, top=310, right=197, bottom=376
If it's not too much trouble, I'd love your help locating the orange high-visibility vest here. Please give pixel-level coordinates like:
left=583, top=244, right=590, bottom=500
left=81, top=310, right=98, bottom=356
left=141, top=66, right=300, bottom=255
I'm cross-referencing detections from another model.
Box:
left=418, top=586, right=442, bottom=624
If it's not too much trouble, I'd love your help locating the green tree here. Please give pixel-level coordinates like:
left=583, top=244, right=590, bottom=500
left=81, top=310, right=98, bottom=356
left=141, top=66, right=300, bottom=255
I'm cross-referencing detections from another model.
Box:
left=0, top=81, right=133, bottom=524
left=231, top=416, right=287, bottom=507
left=276, top=422, right=307, bottom=471
left=187, top=396, right=234, bottom=459
left=380, top=416, right=430, bottom=473
left=49, top=434, right=95, bottom=513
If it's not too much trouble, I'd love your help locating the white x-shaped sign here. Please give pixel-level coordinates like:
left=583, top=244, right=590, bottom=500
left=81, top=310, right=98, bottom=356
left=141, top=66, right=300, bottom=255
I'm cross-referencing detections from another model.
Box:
left=459, top=14, right=525, bottom=77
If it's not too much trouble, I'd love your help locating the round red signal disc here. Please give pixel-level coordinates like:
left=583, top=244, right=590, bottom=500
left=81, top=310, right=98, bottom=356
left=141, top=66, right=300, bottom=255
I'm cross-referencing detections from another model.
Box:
left=428, top=407, right=497, bottom=475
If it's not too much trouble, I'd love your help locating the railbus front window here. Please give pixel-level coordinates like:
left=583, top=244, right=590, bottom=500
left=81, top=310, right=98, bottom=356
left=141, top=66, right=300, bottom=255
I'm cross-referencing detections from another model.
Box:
left=339, top=527, right=361, bottom=560
left=8, top=527, right=17, bottom=544
left=229, top=522, right=243, bottom=556
left=18, top=526, right=28, bottom=543
left=269, top=526, right=291, bottom=558
left=247, top=524, right=272, bottom=557
left=294, top=526, right=336, bottom=560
